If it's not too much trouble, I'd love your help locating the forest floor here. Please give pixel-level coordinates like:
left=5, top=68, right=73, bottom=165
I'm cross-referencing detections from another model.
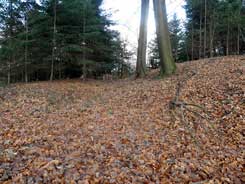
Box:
left=0, top=56, right=244, bottom=184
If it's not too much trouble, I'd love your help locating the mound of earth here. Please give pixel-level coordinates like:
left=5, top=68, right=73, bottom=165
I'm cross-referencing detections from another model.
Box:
left=0, top=56, right=244, bottom=183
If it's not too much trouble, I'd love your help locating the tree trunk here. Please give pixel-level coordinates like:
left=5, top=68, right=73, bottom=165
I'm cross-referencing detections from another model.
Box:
left=237, top=23, right=240, bottom=55
left=209, top=10, right=217, bottom=58
left=120, top=63, right=124, bottom=78
left=153, top=0, right=176, bottom=76
left=7, top=64, right=11, bottom=85
left=59, top=61, right=62, bottom=79
left=185, top=39, right=190, bottom=61
left=50, top=0, right=57, bottom=81
left=203, top=0, right=207, bottom=58
left=175, top=48, right=178, bottom=62
left=24, top=15, right=29, bottom=83
left=191, top=21, right=194, bottom=60
left=136, top=0, right=149, bottom=78
left=199, top=3, right=202, bottom=59
left=120, top=43, right=126, bottom=78
left=82, top=2, right=87, bottom=79
left=191, top=2, right=194, bottom=61
left=209, top=21, right=213, bottom=58
left=237, top=4, right=241, bottom=55
left=8, top=0, right=13, bottom=85
left=226, top=22, right=229, bottom=56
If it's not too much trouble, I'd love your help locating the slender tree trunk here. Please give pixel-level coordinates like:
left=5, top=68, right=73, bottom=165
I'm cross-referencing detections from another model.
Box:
left=120, top=43, right=126, bottom=78
left=8, top=0, right=13, bottom=85
left=210, top=11, right=217, bottom=58
left=24, top=15, right=29, bottom=83
left=59, top=61, right=62, bottom=79
left=199, top=3, right=202, bottom=59
left=153, top=0, right=176, bottom=76
left=50, top=0, right=57, bottom=81
left=136, top=0, right=149, bottom=78
left=175, top=48, right=178, bottom=62
left=82, top=2, right=87, bottom=79
left=237, top=24, right=240, bottom=55
left=120, top=62, right=124, bottom=78
left=191, top=2, right=194, bottom=61
left=191, top=21, right=194, bottom=60
left=7, top=64, right=11, bottom=85
left=226, top=22, right=229, bottom=56
left=203, top=0, right=207, bottom=58
left=237, top=4, right=241, bottom=55
left=185, top=39, right=190, bottom=61
left=209, top=21, right=213, bottom=58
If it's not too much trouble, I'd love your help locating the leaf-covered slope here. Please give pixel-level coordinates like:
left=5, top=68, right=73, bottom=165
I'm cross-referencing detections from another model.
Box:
left=0, top=56, right=244, bottom=183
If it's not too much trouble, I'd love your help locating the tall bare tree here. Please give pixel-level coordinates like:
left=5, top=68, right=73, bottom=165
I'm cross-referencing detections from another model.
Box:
left=24, top=14, right=29, bottom=83
left=50, top=0, right=57, bottom=81
left=237, top=0, right=242, bottom=55
left=153, top=0, right=176, bottom=76
left=191, top=20, right=194, bottom=60
left=136, top=0, right=149, bottom=78
left=204, top=0, right=207, bottom=58
left=198, top=2, right=202, bottom=59
left=8, top=0, right=14, bottom=85
left=226, top=19, right=230, bottom=56
left=82, top=0, right=88, bottom=79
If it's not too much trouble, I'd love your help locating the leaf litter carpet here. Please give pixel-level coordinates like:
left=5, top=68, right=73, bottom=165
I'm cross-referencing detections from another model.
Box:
left=0, top=56, right=244, bottom=183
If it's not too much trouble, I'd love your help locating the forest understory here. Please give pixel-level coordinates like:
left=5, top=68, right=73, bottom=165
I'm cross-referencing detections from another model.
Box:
left=0, top=56, right=244, bottom=184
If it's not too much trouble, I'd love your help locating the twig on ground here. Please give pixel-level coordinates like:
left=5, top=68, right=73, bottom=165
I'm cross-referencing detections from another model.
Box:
left=185, top=107, right=210, bottom=120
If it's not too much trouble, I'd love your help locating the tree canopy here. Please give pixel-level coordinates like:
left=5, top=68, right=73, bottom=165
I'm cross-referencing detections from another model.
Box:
left=0, top=0, right=131, bottom=84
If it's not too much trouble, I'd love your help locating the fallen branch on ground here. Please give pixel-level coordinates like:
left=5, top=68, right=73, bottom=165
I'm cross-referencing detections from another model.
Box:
left=169, top=69, right=214, bottom=145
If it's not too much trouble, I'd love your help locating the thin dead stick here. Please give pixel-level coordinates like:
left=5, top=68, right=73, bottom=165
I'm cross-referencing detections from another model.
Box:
left=180, top=106, right=200, bottom=146
left=185, top=107, right=211, bottom=120
left=185, top=103, right=206, bottom=111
